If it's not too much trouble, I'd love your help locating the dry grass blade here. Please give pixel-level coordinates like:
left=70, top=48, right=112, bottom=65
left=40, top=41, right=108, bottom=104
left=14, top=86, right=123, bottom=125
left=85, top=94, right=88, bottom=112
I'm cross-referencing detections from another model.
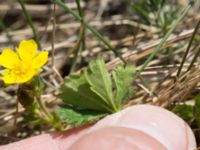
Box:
left=107, top=29, right=194, bottom=70
left=153, top=67, right=200, bottom=107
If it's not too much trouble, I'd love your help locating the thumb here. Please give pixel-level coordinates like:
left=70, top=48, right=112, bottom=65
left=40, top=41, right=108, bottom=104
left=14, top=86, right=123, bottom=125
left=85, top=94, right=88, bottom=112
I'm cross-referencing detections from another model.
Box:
left=0, top=105, right=196, bottom=150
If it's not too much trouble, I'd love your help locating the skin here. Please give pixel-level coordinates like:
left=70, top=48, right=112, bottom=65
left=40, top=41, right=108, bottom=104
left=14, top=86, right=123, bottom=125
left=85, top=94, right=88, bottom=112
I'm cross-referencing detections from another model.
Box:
left=69, top=127, right=167, bottom=150
left=0, top=105, right=196, bottom=150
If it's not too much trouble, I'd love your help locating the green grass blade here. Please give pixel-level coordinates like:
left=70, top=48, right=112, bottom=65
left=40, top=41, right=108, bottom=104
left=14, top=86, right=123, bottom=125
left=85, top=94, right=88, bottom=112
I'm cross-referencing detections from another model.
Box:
left=54, top=0, right=126, bottom=63
left=135, top=3, right=193, bottom=79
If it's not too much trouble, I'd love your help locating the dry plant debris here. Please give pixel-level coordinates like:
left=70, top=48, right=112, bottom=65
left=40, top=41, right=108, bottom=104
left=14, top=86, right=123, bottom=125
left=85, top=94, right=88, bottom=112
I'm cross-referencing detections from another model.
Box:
left=0, top=0, right=200, bottom=147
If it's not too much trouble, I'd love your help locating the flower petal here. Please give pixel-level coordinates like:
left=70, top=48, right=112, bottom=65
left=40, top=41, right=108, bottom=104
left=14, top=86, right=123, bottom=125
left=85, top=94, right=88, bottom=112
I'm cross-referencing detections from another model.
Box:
left=32, top=51, right=48, bottom=69
left=1, top=68, right=36, bottom=84
left=0, top=49, right=19, bottom=69
left=18, top=39, right=38, bottom=61
left=1, top=70, right=15, bottom=84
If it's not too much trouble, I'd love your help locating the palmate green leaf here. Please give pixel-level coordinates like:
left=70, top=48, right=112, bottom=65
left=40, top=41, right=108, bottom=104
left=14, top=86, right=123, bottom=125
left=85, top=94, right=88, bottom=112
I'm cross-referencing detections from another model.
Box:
left=112, top=64, right=136, bottom=108
left=59, top=72, right=113, bottom=113
left=59, top=58, right=136, bottom=126
left=57, top=107, right=106, bottom=127
left=84, top=59, right=117, bottom=112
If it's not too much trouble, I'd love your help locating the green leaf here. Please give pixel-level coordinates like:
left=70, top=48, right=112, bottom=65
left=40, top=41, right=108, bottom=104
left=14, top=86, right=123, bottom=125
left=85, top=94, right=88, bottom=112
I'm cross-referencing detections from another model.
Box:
left=172, top=104, right=193, bottom=121
left=121, top=87, right=137, bottom=104
left=84, top=59, right=117, bottom=112
left=112, top=64, right=136, bottom=108
left=194, top=95, right=200, bottom=127
left=59, top=72, right=112, bottom=112
left=59, top=58, right=136, bottom=127
left=57, top=107, right=106, bottom=127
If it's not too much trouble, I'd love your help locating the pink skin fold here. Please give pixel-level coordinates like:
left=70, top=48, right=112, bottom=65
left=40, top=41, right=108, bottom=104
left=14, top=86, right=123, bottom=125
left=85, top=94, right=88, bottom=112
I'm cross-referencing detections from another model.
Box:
left=0, top=105, right=196, bottom=150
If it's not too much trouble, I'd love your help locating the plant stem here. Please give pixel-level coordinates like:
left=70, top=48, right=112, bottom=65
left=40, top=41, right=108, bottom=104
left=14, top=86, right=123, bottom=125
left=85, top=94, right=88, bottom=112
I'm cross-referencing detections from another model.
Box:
left=70, top=0, right=85, bottom=73
left=36, top=95, right=53, bottom=121
left=18, top=0, right=41, bottom=49
left=177, top=19, right=200, bottom=77
left=75, top=0, right=83, bottom=17
left=54, top=0, right=126, bottom=63
left=186, top=20, right=200, bottom=71
left=187, top=45, right=200, bottom=72
left=76, top=0, right=86, bottom=50
left=70, top=26, right=85, bottom=73
left=134, top=3, right=192, bottom=80
left=51, top=0, right=56, bottom=67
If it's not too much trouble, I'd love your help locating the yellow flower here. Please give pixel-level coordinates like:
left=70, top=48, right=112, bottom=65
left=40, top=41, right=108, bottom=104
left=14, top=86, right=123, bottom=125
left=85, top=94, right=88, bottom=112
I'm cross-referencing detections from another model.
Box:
left=0, top=40, right=48, bottom=84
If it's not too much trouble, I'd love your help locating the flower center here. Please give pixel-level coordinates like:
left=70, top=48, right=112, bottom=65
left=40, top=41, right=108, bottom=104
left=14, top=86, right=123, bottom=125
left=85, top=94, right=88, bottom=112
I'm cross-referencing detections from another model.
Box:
left=12, top=61, right=30, bottom=77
